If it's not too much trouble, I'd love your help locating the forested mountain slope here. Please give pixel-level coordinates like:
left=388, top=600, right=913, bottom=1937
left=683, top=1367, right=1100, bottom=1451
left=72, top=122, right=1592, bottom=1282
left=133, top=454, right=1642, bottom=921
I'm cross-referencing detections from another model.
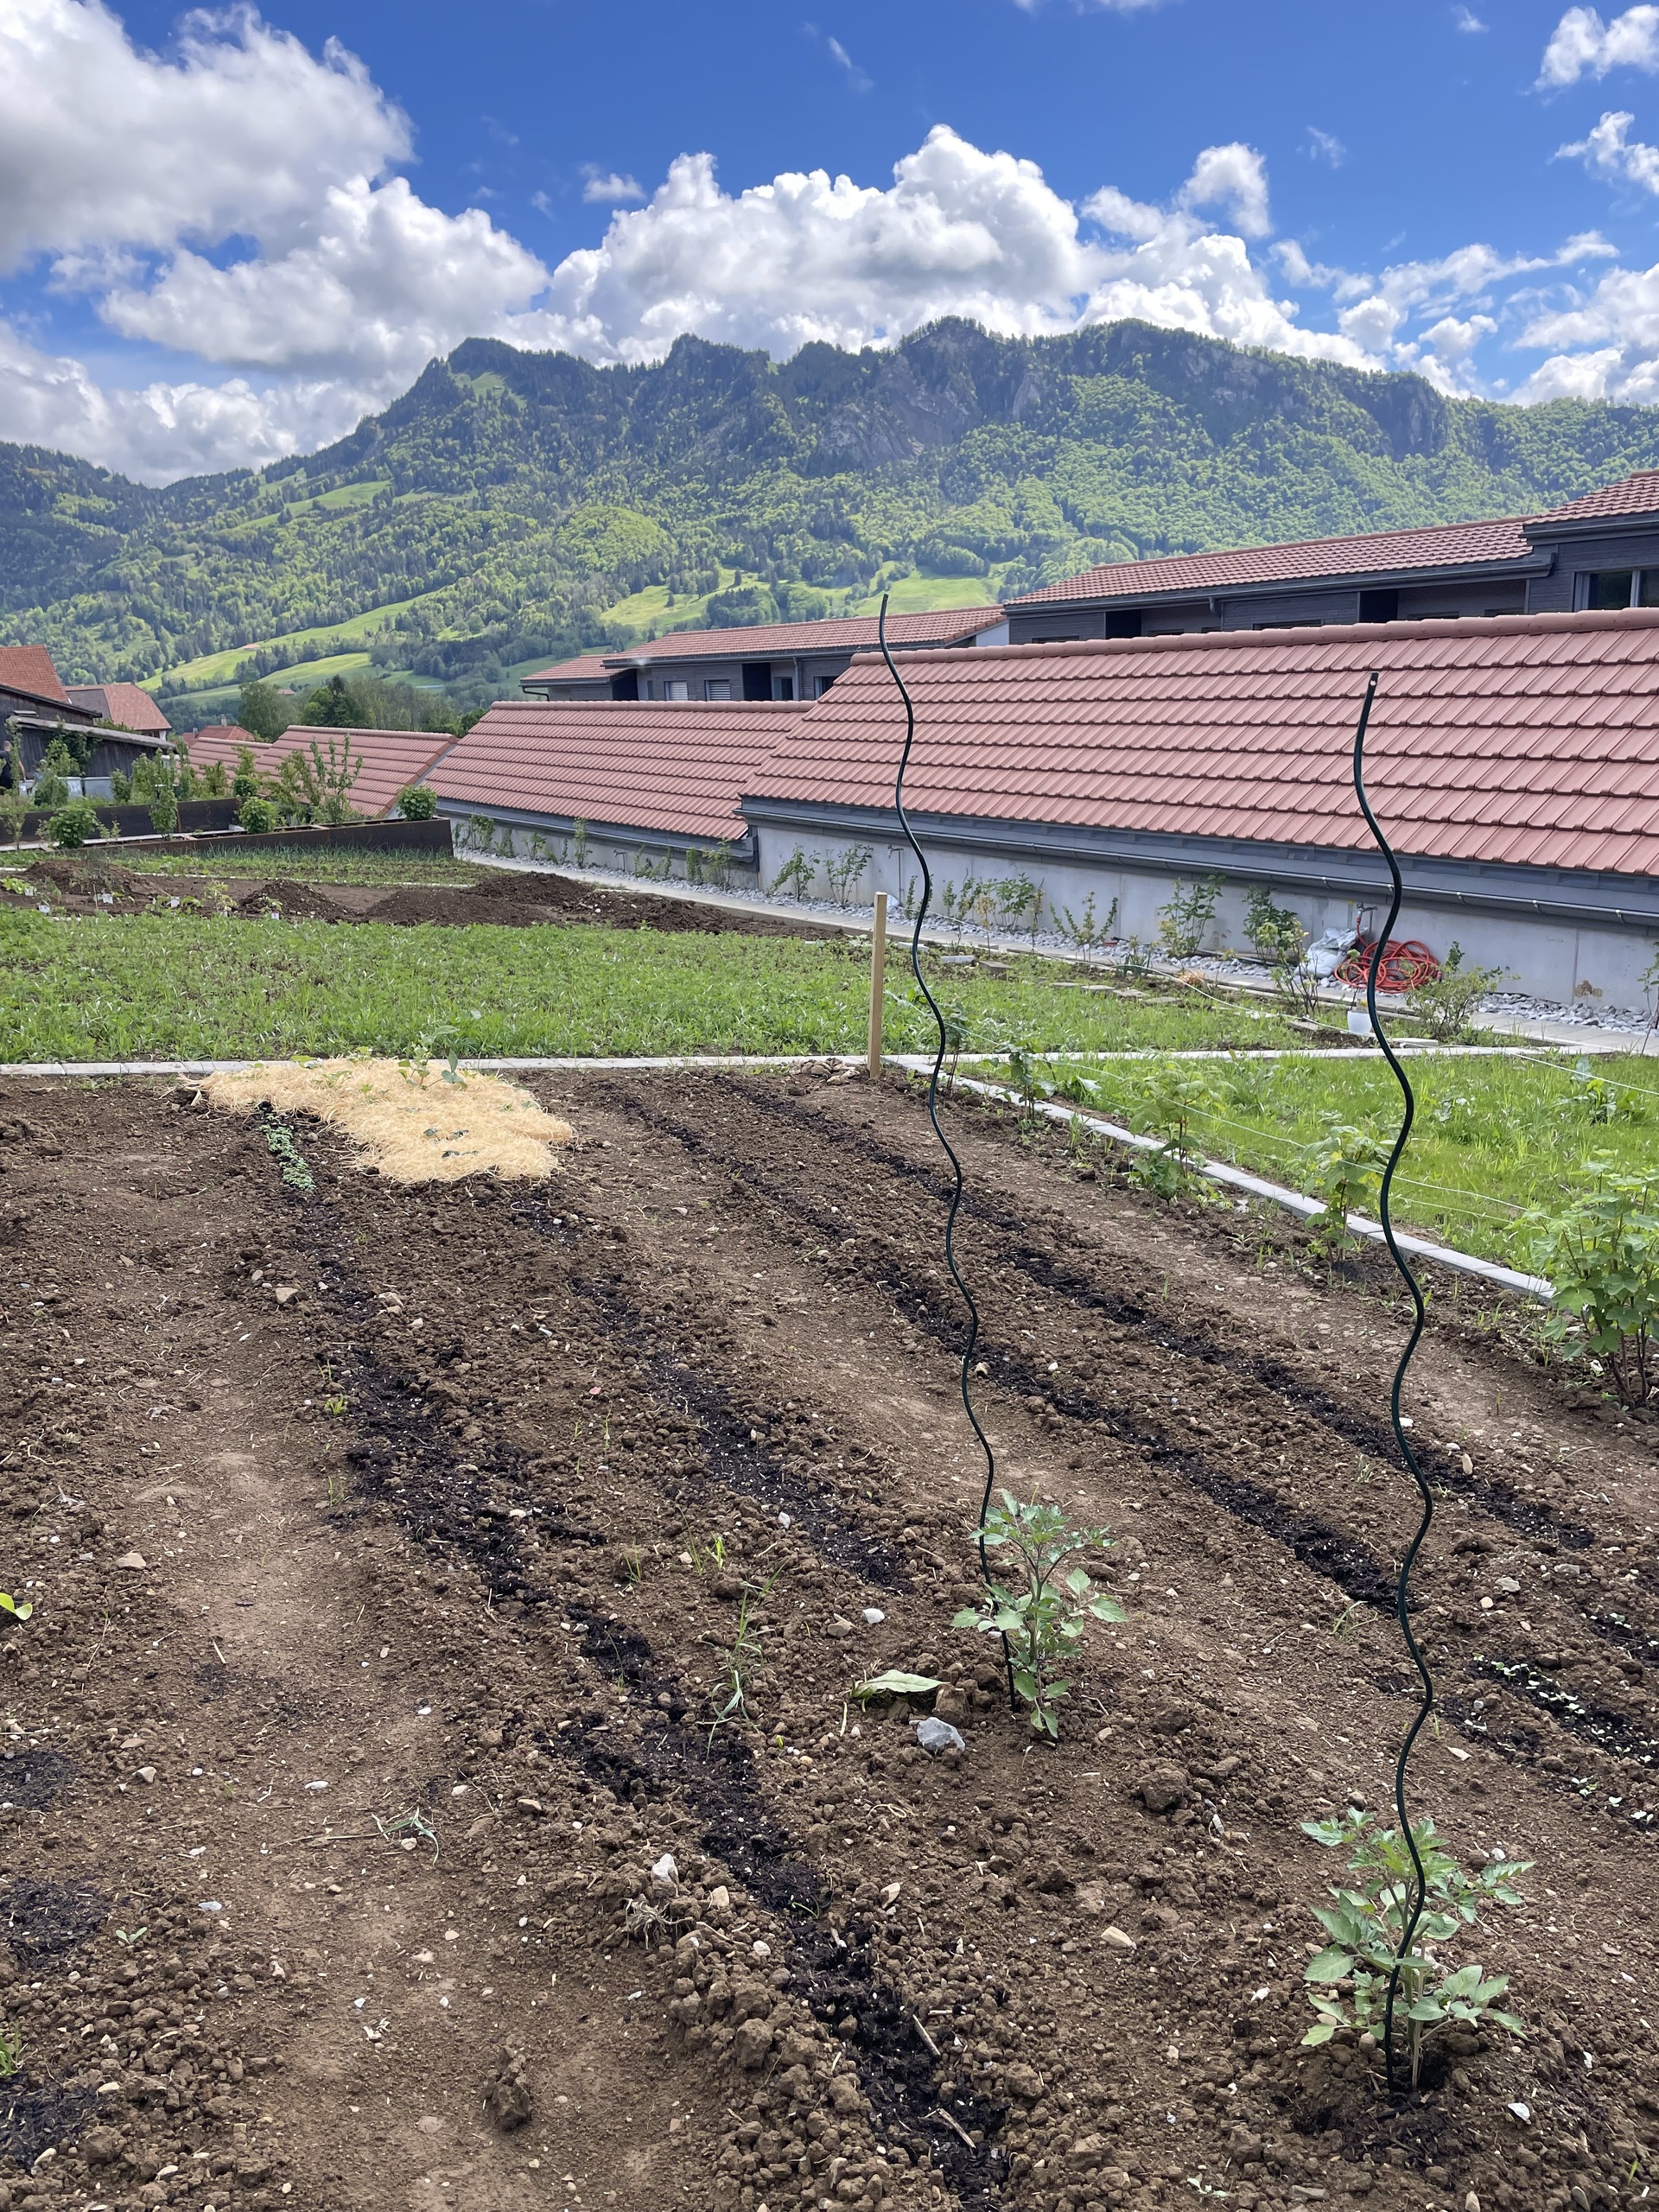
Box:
left=8, top=316, right=1659, bottom=697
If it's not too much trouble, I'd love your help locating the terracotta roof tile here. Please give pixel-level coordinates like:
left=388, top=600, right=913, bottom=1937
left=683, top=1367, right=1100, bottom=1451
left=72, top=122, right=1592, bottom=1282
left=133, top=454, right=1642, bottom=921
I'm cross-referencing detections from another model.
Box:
left=1532, top=469, right=1659, bottom=527
left=66, top=683, right=172, bottom=735
left=181, top=725, right=456, bottom=821
left=752, top=608, right=1659, bottom=879
left=429, top=697, right=809, bottom=842
left=0, top=645, right=73, bottom=708
left=521, top=652, right=615, bottom=687
left=1008, top=515, right=1535, bottom=610
left=523, top=607, right=1002, bottom=683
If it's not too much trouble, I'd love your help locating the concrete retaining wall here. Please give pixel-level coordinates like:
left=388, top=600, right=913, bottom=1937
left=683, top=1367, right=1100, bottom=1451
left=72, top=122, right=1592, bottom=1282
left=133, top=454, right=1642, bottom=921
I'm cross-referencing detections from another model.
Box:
left=749, top=822, right=1659, bottom=1012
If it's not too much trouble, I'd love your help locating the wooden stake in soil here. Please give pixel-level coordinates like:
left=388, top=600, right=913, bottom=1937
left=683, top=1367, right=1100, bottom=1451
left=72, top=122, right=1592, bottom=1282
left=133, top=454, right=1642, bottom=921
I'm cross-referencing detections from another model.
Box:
left=867, top=891, right=888, bottom=1078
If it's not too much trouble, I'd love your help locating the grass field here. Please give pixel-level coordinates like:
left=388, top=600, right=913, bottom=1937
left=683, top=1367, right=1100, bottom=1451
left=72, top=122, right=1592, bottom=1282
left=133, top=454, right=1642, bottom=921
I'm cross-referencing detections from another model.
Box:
left=150, top=592, right=431, bottom=692
left=963, top=1046, right=1659, bottom=1263
left=0, top=910, right=1315, bottom=1065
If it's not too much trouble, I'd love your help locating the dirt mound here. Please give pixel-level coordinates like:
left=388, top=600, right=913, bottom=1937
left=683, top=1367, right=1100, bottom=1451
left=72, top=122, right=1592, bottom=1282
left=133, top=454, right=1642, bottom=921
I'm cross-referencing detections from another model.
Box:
left=22, top=854, right=137, bottom=900
left=466, top=868, right=819, bottom=936
left=367, top=886, right=543, bottom=928
left=237, top=877, right=349, bottom=922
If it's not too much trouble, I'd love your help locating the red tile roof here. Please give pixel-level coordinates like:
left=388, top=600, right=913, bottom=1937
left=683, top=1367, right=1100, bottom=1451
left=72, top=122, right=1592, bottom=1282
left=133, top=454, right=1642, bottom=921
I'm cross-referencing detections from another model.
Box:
left=66, top=683, right=172, bottom=735
left=523, top=652, right=614, bottom=687
left=752, top=609, right=1659, bottom=880
left=0, top=645, right=73, bottom=708
left=524, top=606, right=1003, bottom=683
left=180, top=725, right=458, bottom=820
left=1009, top=517, right=1535, bottom=610
left=429, top=698, right=809, bottom=842
left=1529, top=468, right=1659, bottom=528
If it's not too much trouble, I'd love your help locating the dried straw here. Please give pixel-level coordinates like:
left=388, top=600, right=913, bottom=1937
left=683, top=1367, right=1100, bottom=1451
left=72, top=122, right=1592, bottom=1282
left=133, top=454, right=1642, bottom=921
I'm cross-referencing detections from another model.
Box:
left=204, top=1058, right=575, bottom=1184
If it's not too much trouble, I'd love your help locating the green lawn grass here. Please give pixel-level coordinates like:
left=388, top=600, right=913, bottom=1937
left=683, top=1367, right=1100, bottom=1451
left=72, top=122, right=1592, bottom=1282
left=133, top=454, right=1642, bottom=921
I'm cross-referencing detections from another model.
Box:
left=962, top=1048, right=1659, bottom=1263
left=0, top=911, right=1313, bottom=1065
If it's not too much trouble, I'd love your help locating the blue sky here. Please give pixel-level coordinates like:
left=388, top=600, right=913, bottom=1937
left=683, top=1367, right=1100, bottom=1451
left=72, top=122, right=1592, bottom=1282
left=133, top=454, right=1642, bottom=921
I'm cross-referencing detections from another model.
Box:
left=8, top=0, right=1659, bottom=480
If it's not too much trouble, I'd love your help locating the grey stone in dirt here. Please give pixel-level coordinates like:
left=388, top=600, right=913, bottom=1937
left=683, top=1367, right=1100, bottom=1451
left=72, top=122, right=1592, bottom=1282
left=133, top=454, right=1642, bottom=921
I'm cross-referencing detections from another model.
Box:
left=732, top=2017, right=774, bottom=2069
left=485, top=2046, right=533, bottom=2132
left=1139, top=1765, right=1189, bottom=1814
left=915, top=1717, right=965, bottom=1756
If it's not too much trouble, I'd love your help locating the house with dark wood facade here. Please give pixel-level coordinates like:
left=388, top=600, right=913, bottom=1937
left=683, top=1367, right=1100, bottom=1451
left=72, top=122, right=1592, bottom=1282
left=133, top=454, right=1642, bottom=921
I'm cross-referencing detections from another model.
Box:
left=1005, top=469, right=1659, bottom=641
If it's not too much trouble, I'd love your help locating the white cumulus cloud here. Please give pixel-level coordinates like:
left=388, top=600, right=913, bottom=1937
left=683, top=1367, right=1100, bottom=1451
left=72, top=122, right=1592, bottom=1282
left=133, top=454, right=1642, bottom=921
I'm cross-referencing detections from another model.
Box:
left=0, top=317, right=366, bottom=479
left=1559, top=107, right=1659, bottom=190
left=0, top=0, right=410, bottom=271
left=1537, top=5, right=1659, bottom=87
left=5, top=0, right=1659, bottom=485
left=581, top=168, right=646, bottom=206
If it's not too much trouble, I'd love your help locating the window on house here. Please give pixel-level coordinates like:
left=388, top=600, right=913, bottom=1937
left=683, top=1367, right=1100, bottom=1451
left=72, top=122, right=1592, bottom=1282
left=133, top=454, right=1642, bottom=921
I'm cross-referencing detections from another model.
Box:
left=778, top=677, right=795, bottom=700
left=664, top=680, right=690, bottom=701
left=810, top=671, right=836, bottom=698
left=702, top=678, right=730, bottom=701
left=1577, top=570, right=1659, bottom=608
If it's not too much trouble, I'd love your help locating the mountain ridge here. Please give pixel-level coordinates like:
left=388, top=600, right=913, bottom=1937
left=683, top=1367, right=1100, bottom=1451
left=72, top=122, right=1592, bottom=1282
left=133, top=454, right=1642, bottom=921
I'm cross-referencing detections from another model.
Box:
left=7, top=316, right=1659, bottom=699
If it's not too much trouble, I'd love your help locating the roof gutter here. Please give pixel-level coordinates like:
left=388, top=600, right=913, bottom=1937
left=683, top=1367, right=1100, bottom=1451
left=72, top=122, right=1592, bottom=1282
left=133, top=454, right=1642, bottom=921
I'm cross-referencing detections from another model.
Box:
left=739, top=796, right=1659, bottom=933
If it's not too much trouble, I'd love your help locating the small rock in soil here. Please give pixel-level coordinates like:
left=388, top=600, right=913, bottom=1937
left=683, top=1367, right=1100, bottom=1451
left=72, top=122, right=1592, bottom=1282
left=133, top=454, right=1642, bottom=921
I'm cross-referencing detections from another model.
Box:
left=485, top=2045, right=532, bottom=2131
left=1140, top=1765, right=1189, bottom=1813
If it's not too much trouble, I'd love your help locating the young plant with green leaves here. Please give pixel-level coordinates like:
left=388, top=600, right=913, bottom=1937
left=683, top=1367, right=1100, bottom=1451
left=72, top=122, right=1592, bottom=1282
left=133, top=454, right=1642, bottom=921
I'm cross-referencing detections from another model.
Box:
left=1155, top=874, right=1224, bottom=961
left=953, top=1491, right=1124, bottom=1738
left=772, top=846, right=816, bottom=901
left=0, top=1592, right=35, bottom=1622
left=709, top=1586, right=768, bottom=1743
left=1516, top=1159, right=1659, bottom=1405
left=1057, top=893, right=1118, bottom=961
left=1243, top=887, right=1322, bottom=1019
left=1403, top=942, right=1507, bottom=1044
left=1128, top=1058, right=1216, bottom=1200
left=1301, top=1806, right=1529, bottom=2088
left=1305, top=1117, right=1392, bottom=1257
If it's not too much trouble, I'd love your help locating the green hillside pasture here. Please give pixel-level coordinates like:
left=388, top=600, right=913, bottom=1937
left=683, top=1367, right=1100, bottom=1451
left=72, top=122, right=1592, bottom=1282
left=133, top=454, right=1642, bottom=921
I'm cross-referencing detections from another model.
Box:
left=152, top=591, right=432, bottom=692
left=0, top=911, right=1310, bottom=1065
left=966, top=1048, right=1659, bottom=1265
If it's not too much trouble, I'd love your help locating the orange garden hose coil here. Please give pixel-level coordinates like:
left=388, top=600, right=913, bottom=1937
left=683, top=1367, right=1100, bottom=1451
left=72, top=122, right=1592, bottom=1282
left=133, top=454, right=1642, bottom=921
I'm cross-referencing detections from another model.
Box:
left=1334, top=937, right=1442, bottom=993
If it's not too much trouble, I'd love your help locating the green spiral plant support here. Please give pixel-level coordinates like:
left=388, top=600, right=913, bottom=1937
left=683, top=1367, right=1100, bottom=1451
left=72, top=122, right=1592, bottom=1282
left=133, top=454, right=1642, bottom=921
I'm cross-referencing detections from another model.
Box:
left=877, top=594, right=1016, bottom=1713
left=1350, top=670, right=1436, bottom=2096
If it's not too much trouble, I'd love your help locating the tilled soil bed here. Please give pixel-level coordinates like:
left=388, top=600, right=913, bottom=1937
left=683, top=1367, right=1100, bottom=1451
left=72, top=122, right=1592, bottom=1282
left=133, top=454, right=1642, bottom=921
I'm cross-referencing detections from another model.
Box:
left=12, top=858, right=830, bottom=938
left=0, top=1065, right=1656, bottom=2212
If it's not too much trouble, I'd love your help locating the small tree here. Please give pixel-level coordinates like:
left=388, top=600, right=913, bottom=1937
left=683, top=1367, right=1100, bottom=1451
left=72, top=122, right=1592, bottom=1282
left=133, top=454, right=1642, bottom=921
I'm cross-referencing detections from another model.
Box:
left=239, top=679, right=293, bottom=743
left=397, top=783, right=436, bottom=821
left=300, top=674, right=359, bottom=728
left=953, top=1492, right=1124, bottom=1738
left=200, top=760, right=228, bottom=798
left=1404, top=942, right=1507, bottom=1043
left=48, top=797, right=104, bottom=849
left=232, top=746, right=262, bottom=801
left=1155, top=874, right=1224, bottom=960
left=1244, top=886, right=1322, bottom=1019
left=772, top=846, right=815, bottom=900
left=238, top=797, right=276, bottom=835
left=147, top=773, right=180, bottom=835
left=274, top=732, right=362, bottom=825
left=1517, top=1159, right=1659, bottom=1406
left=0, top=744, right=28, bottom=847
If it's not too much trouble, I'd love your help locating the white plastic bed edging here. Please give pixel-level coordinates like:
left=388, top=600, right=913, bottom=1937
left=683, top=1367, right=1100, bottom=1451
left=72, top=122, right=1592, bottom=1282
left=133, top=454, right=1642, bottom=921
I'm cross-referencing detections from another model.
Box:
left=932, top=1069, right=1554, bottom=1305
left=0, top=1053, right=868, bottom=1079
left=0, top=1049, right=1550, bottom=1302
